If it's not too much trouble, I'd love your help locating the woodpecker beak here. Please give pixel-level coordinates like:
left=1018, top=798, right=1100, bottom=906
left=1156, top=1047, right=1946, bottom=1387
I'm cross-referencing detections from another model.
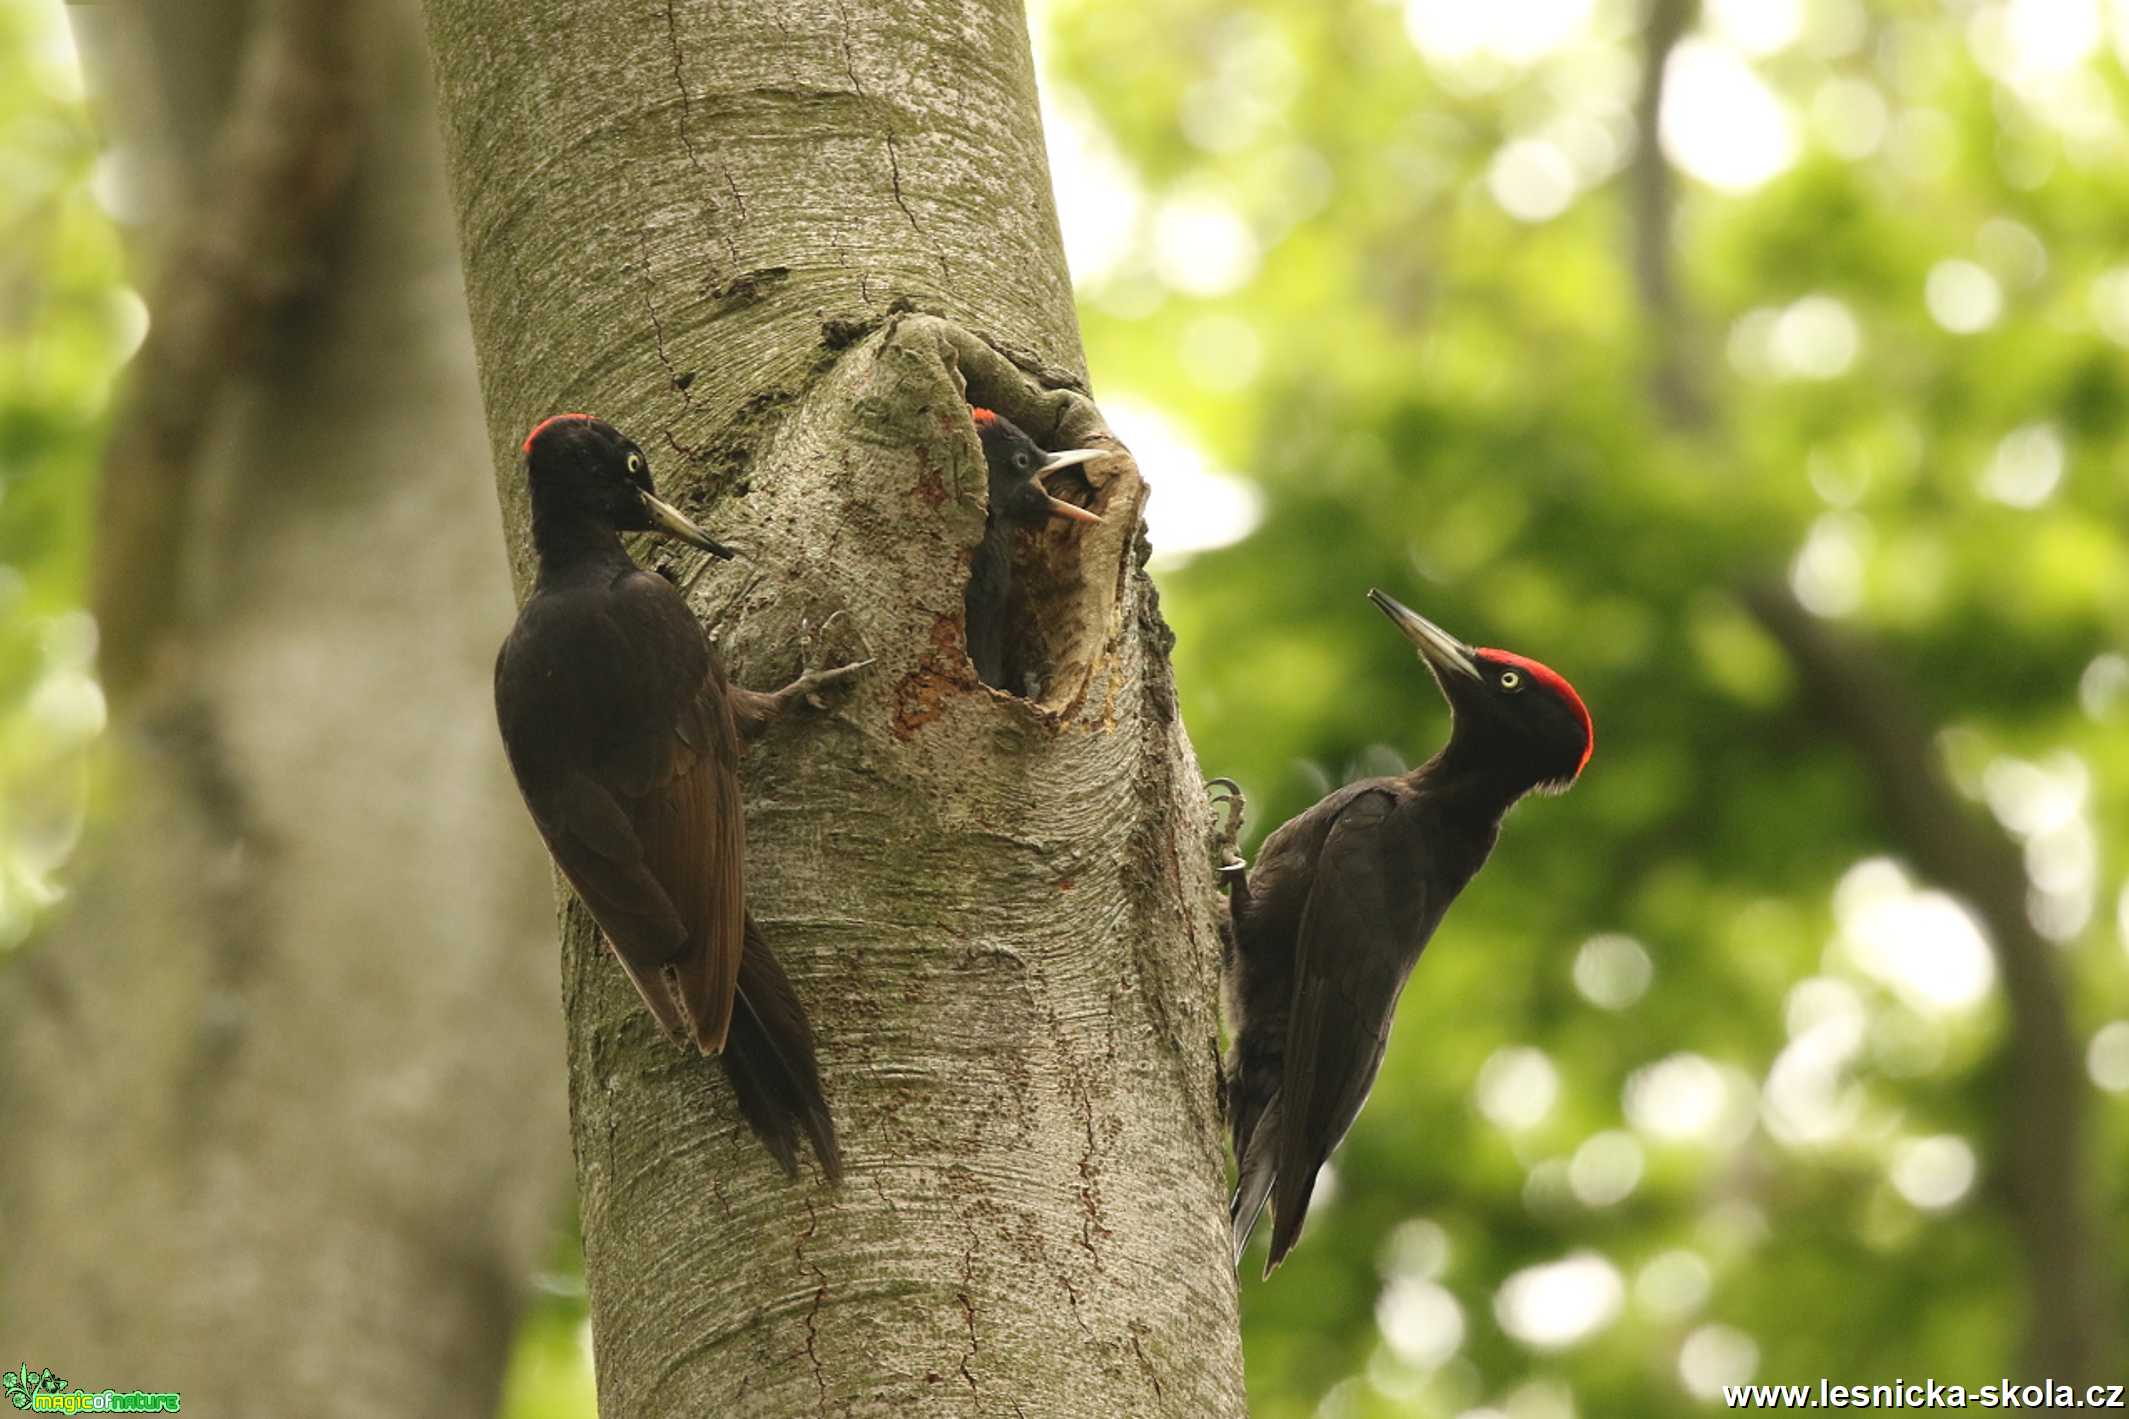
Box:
left=1368, top=589, right=1479, bottom=681
left=640, top=490, right=738, bottom=559
left=1036, top=449, right=1104, bottom=524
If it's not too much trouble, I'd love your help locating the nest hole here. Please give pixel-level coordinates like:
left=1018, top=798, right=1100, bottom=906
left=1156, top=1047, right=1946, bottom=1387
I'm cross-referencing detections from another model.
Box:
left=978, top=470, right=1104, bottom=700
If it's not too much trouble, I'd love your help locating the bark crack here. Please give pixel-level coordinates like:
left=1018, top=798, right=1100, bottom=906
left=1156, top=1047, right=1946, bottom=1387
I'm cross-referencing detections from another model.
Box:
left=660, top=0, right=742, bottom=261
left=956, top=1229, right=981, bottom=1395
left=1063, top=1041, right=1107, bottom=1270
left=637, top=227, right=695, bottom=411
left=832, top=0, right=949, bottom=277
left=795, top=1196, right=831, bottom=1412
left=1129, top=1325, right=1164, bottom=1400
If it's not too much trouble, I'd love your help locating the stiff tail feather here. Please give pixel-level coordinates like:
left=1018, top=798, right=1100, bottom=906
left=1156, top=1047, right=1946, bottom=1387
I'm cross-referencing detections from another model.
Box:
left=720, top=916, right=842, bottom=1182
left=1229, top=1088, right=1281, bottom=1269
left=1262, top=1131, right=1321, bottom=1276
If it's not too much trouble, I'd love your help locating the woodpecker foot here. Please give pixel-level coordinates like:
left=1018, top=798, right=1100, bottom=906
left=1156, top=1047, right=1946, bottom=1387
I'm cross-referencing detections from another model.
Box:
left=1207, top=777, right=1248, bottom=879
left=732, top=613, right=872, bottom=740
left=780, top=612, right=873, bottom=710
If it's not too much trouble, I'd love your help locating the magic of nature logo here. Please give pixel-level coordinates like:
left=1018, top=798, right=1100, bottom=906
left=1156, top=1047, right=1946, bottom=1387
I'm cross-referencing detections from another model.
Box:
left=2, top=1366, right=180, bottom=1413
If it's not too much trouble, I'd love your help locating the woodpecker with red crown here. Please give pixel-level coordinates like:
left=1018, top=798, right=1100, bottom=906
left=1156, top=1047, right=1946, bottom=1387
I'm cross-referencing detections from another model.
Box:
left=963, top=407, right=1102, bottom=690
left=493, top=414, right=868, bottom=1180
left=1214, top=589, right=1593, bottom=1273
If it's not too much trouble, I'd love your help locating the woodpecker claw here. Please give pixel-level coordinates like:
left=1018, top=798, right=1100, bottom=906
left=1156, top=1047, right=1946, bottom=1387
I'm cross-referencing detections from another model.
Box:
left=1207, top=777, right=1248, bottom=877
left=782, top=613, right=871, bottom=710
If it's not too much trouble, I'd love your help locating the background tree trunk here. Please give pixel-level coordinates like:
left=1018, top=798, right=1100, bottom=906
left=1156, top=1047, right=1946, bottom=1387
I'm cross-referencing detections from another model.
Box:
left=0, top=1, right=571, bottom=1410
left=1626, top=3, right=2117, bottom=1383
left=421, top=0, right=1250, bottom=1412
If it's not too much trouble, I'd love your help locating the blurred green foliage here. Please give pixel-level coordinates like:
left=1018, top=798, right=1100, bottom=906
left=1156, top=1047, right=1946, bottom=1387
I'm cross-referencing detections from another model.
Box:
left=8, top=0, right=2129, bottom=1413
left=1038, top=0, right=2129, bottom=1412
left=0, top=0, right=126, bottom=949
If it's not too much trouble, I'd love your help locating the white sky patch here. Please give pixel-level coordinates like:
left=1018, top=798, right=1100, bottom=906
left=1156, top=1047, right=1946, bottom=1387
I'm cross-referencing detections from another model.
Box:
left=1810, top=77, right=1889, bottom=159
left=1983, top=753, right=2087, bottom=837
left=1979, top=423, right=2065, bottom=508
left=110, top=287, right=150, bottom=365
left=1378, top=1218, right=1452, bottom=1282
left=1770, top=295, right=1861, bottom=379
left=1494, top=1253, right=1625, bottom=1350
left=1487, top=139, right=1579, bottom=222
left=1707, top=0, right=1803, bottom=55
left=2088, top=1021, right=2129, bottom=1092
left=1791, top=511, right=1870, bottom=618
left=1404, top=0, right=1596, bottom=68
left=2091, top=268, right=2129, bottom=345
left=1151, top=192, right=1261, bottom=297
left=1523, top=1156, right=1573, bottom=1214
left=1625, top=1052, right=1733, bottom=1142
left=1573, top=933, right=1653, bottom=1010
left=1568, top=1130, right=1644, bottom=1207
left=1978, top=218, right=2048, bottom=287
left=1762, top=1024, right=1863, bottom=1147
left=1679, top=1324, right=1760, bottom=1400
left=1543, top=109, right=1633, bottom=187
left=2079, top=653, right=2129, bottom=720
left=1476, top=1045, right=1560, bottom=1132
left=1807, top=0, right=1870, bottom=58
left=29, top=0, right=86, bottom=102
left=1502, top=1379, right=1578, bottom=1419
left=1101, top=399, right=1262, bottom=566
left=1377, top=1279, right=1466, bottom=1368
left=1763, top=976, right=1868, bottom=1148
left=1834, top=858, right=1996, bottom=1014
left=1889, top=1134, right=1978, bottom=1211
left=1980, top=752, right=2094, bottom=941
left=1661, top=39, right=1798, bottom=192
left=1972, top=0, right=2104, bottom=79
left=1039, top=90, right=1143, bottom=290
left=1635, top=1250, right=1713, bottom=1321
left=28, top=669, right=106, bottom=746
left=1926, top=259, right=2005, bottom=334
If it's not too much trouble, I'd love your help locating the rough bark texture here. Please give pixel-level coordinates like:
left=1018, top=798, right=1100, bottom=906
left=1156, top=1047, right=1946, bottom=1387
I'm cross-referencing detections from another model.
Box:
left=0, top=1, right=570, bottom=1411
left=421, top=0, right=1248, bottom=1413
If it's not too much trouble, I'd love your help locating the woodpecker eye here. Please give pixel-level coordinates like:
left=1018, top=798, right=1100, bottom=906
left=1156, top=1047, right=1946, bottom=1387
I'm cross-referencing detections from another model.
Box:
left=1499, top=670, right=1523, bottom=691
left=626, top=452, right=645, bottom=478
left=1014, top=452, right=1032, bottom=471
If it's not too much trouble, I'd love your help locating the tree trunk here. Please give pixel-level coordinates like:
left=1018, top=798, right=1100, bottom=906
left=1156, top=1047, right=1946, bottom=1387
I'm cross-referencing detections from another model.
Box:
left=420, top=0, right=1248, bottom=1412
left=0, top=1, right=571, bottom=1411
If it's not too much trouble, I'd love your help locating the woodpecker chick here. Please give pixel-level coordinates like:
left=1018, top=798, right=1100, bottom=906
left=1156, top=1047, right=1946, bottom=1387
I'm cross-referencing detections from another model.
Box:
left=493, top=414, right=867, bottom=1180
left=963, top=407, right=1101, bottom=690
left=1222, top=590, right=1592, bottom=1273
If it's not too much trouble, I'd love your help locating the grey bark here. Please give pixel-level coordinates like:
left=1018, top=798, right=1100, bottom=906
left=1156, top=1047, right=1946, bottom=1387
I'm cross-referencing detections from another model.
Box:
left=1626, top=0, right=1706, bottom=428
left=0, top=1, right=570, bottom=1411
left=420, top=0, right=1248, bottom=1413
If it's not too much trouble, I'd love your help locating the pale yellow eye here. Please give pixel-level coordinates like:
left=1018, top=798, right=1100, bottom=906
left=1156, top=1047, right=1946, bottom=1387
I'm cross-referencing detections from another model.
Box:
left=626, top=452, right=645, bottom=476
left=1499, top=670, right=1522, bottom=691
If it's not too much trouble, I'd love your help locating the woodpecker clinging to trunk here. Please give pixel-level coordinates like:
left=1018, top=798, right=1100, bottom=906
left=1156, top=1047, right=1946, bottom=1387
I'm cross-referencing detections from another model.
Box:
left=963, top=407, right=1102, bottom=690
left=1216, top=589, right=1593, bottom=1273
left=493, top=414, right=868, bottom=1180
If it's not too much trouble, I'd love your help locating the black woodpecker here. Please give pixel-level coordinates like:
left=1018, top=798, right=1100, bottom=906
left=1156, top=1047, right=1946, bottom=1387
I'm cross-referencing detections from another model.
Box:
left=1217, top=589, right=1593, bottom=1273
left=964, top=407, right=1102, bottom=690
left=493, top=414, right=867, bottom=1180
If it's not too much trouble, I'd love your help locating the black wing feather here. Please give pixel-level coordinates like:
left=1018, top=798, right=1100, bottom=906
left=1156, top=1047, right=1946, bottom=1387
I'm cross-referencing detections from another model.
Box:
left=1264, top=790, right=1415, bottom=1273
